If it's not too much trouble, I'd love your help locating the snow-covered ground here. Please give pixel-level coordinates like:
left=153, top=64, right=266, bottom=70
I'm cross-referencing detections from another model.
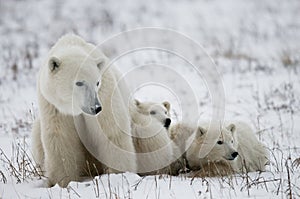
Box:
left=0, top=0, right=300, bottom=198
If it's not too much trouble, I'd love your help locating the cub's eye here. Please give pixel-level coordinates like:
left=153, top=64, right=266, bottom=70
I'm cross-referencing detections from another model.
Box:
left=96, top=81, right=100, bottom=86
left=76, top=81, right=84, bottom=86
left=231, top=140, right=234, bottom=143
left=217, top=141, right=223, bottom=145
left=165, top=111, right=167, bottom=114
left=150, top=111, right=156, bottom=115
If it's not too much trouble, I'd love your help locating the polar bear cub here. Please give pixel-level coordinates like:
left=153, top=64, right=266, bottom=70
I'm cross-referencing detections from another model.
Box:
left=169, top=121, right=268, bottom=176
left=131, top=99, right=173, bottom=175
left=169, top=123, right=238, bottom=176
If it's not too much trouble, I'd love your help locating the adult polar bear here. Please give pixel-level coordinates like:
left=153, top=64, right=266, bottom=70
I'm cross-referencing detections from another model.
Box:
left=32, top=34, right=136, bottom=187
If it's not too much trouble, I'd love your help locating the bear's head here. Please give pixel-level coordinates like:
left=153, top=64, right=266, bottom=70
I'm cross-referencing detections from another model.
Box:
left=133, top=99, right=171, bottom=129
left=192, top=124, right=239, bottom=162
left=40, top=49, right=105, bottom=116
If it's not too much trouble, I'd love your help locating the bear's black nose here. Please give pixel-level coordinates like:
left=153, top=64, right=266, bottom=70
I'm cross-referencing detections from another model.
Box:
left=164, top=118, right=171, bottom=129
left=95, top=106, right=102, bottom=114
left=231, top=152, right=239, bottom=158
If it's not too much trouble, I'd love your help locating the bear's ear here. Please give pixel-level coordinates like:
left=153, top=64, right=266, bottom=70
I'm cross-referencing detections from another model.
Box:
left=196, top=126, right=207, bottom=137
left=226, top=123, right=236, bottom=134
left=162, top=101, right=170, bottom=111
left=49, top=57, right=61, bottom=72
left=134, top=99, right=141, bottom=107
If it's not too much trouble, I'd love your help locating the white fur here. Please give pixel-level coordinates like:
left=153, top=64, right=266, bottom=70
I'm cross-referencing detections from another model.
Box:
left=32, top=34, right=136, bottom=187
left=31, top=118, right=44, bottom=169
left=80, top=65, right=137, bottom=173
left=233, top=121, right=269, bottom=172
left=131, top=100, right=173, bottom=175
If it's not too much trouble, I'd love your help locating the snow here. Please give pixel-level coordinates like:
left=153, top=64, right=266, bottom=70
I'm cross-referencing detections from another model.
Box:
left=1, top=0, right=300, bottom=198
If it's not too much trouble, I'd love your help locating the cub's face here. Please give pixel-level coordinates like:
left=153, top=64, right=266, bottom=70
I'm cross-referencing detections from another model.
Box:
left=134, top=100, right=171, bottom=129
left=189, top=124, right=239, bottom=164
left=205, top=124, right=239, bottom=162
left=40, top=51, right=105, bottom=116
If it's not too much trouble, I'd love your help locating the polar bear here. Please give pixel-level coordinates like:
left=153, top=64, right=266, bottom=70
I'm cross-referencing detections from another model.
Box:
left=169, top=121, right=268, bottom=176
left=169, top=123, right=239, bottom=176
left=130, top=99, right=173, bottom=175
left=32, top=34, right=136, bottom=187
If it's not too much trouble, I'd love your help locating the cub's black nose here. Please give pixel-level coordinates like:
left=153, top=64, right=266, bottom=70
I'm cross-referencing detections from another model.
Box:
left=231, top=152, right=239, bottom=158
left=95, top=106, right=102, bottom=114
left=164, top=118, right=171, bottom=128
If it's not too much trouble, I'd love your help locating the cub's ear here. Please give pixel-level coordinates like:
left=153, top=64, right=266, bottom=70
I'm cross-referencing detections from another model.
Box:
left=49, top=57, right=61, bottom=72
left=134, top=99, right=141, bottom=107
left=196, top=126, right=207, bottom=137
left=162, top=101, right=170, bottom=111
left=226, top=123, right=236, bottom=134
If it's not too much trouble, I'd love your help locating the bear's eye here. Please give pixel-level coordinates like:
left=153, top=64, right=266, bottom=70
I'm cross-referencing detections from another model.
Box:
left=96, top=81, right=100, bottom=86
left=76, top=81, right=84, bottom=86
left=97, top=61, right=105, bottom=69
left=217, top=140, right=223, bottom=145
left=231, top=140, right=234, bottom=143
left=150, top=111, right=156, bottom=115
left=165, top=111, right=167, bottom=114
